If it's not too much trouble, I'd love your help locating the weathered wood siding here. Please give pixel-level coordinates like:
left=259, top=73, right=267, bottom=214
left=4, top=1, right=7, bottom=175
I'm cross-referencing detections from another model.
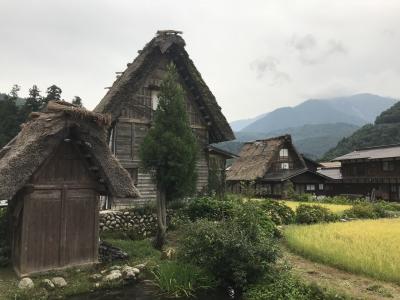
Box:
left=110, top=56, right=210, bottom=206
left=12, top=141, right=99, bottom=276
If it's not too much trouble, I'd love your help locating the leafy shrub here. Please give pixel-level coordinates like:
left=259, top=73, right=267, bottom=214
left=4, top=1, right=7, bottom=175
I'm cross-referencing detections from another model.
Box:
left=186, top=196, right=237, bottom=221
left=258, top=200, right=295, bottom=225
left=180, top=202, right=279, bottom=291
left=168, top=210, right=191, bottom=230
left=244, top=271, right=348, bottom=300
left=151, top=261, right=216, bottom=298
left=343, top=203, right=389, bottom=219
left=295, top=205, right=337, bottom=224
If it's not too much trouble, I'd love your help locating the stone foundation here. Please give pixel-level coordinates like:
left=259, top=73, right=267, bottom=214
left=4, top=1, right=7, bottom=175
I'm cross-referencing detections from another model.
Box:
left=99, top=210, right=157, bottom=238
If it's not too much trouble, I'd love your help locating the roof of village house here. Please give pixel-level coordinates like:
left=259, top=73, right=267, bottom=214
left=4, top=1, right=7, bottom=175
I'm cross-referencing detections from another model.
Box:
left=94, top=30, right=234, bottom=143
left=207, top=145, right=238, bottom=159
left=317, top=168, right=342, bottom=180
left=333, top=144, right=400, bottom=161
left=226, top=135, right=307, bottom=181
left=0, top=101, right=139, bottom=200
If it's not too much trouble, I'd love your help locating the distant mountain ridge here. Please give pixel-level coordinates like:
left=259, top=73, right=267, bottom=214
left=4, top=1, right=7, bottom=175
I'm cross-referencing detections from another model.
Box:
left=216, top=123, right=359, bottom=159
left=218, top=93, right=396, bottom=159
left=238, top=94, right=396, bottom=133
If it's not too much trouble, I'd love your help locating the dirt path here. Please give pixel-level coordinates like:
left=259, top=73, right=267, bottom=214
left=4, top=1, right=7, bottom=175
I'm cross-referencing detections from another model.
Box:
left=283, top=249, right=400, bottom=300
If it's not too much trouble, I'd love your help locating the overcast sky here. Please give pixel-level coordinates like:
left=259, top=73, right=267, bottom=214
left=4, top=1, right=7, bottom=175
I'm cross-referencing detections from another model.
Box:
left=1, top=0, right=400, bottom=121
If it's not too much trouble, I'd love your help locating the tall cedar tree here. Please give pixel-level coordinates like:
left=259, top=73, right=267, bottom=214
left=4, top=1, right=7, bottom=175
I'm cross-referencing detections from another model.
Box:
left=44, top=85, right=62, bottom=104
left=140, top=63, right=198, bottom=249
left=25, top=85, right=42, bottom=112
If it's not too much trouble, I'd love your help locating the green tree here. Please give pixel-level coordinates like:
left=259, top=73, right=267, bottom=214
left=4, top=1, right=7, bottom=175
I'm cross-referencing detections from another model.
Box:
left=72, top=96, right=83, bottom=107
left=25, top=85, right=42, bottom=112
left=9, top=84, right=20, bottom=100
left=0, top=94, right=20, bottom=148
left=44, top=84, right=62, bottom=104
left=139, top=63, right=198, bottom=249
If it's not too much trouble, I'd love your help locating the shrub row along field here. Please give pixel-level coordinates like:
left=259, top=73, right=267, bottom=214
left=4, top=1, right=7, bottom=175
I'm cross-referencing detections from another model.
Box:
left=282, top=201, right=351, bottom=215
left=284, top=219, right=400, bottom=284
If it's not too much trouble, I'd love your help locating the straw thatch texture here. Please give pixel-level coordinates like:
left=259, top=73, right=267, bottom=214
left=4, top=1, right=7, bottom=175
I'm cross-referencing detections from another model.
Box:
left=94, top=32, right=234, bottom=143
left=0, top=101, right=139, bottom=200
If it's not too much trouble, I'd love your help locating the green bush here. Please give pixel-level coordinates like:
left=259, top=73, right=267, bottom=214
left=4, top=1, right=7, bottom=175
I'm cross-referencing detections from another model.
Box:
left=244, top=271, right=349, bottom=300
left=343, top=203, right=390, bottom=219
left=179, top=202, right=279, bottom=292
left=258, top=200, right=295, bottom=225
left=186, top=196, right=237, bottom=221
left=168, top=210, right=191, bottom=230
left=295, top=205, right=337, bottom=224
left=151, top=261, right=216, bottom=298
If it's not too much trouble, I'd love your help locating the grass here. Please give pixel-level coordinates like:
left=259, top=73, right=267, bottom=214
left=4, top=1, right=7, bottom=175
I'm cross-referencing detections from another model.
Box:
left=0, top=239, right=161, bottom=300
left=151, top=261, right=216, bottom=298
left=282, top=200, right=351, bottom=214
left=284, top=219, right=400, bottom=284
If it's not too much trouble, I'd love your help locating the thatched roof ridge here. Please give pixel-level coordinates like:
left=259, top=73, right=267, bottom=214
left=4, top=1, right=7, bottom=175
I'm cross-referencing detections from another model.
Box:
left=227, top=135, right=293, bottom=181
left=94, top=31, right=234, bottom=143
left=0, top=101, right=139, bottom=200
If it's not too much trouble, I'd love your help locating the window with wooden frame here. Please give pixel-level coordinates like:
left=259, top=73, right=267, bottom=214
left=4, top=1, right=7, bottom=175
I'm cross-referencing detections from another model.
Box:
left=382, top=161, right=395, bottom=172
left=319, top=183, right=324, bottom=190
left=306, top=184, right=315, bottom=191
left=279, top=148, right=288, bottom=158
left=280, top=162, right=289, bottom=170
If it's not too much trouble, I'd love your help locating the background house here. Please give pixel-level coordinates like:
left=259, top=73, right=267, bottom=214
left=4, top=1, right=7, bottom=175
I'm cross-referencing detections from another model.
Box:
left=226, top=135, right=328, bottom=197
left=94, top=30, right=234, bottom=208
left=0, top=101, right=138, bottom=276
left=332, top=144, right=400, bottom=200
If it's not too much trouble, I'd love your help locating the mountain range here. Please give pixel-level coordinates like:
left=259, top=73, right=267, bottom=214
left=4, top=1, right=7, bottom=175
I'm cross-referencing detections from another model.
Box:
left=216, top=94, right=397, bottom=159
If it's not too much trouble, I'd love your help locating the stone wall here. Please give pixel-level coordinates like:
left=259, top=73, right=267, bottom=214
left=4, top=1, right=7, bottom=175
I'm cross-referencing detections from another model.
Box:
left=99, top=210, right=157, bottom=238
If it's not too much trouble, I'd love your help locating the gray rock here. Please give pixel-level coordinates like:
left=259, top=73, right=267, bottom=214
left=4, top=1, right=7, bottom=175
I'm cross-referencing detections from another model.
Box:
left=51, top=277, right=67, bottom=288
left=103, top=270, right=122, bottom=282
left=41, top=279, right=55, bottom=290
left=134, top=263, right=147, bottom=271
left=18, top=277, right=34, bottom=289
left=89, top=273, right=102, bottom=281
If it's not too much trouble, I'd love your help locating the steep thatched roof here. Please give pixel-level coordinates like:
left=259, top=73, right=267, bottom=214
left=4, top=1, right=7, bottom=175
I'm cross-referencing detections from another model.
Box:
left=94, top=31, right=234, bottom=143
left=226, top=135, right=307, bottom=181
left=0, top=101, right=139, bottom=200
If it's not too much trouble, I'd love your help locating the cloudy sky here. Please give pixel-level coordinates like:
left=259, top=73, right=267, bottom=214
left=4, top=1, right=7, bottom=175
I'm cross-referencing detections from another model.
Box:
left=1, top=0, right=400, bottom=121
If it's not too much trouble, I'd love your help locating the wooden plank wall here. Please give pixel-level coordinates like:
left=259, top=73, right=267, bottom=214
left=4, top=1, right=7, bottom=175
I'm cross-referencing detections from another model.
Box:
left=111, top=57, right=211, bottom=207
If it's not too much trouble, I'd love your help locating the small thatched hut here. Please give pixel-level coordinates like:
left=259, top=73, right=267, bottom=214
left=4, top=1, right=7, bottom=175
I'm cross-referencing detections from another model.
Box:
left=226, top=135, right=328, bottom=197
left=0, top=101, right=139, bottom=276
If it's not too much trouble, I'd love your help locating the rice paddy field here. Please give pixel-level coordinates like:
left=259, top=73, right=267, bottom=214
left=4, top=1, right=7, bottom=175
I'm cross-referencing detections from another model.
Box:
left=282, top=200, right=352, bottom=214
left=284, top=219, right=400, bottom=284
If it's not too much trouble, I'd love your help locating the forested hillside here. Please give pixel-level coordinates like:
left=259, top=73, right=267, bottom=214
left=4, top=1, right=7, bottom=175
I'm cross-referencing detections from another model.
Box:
left=0, top=85, right=83, bottom=148
left=323, top=102, right=400, bottom=160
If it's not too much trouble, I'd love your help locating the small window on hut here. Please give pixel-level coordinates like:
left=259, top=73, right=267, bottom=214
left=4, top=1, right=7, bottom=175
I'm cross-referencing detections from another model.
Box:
left=319, top=184, right=324, bottom=190
left=126, top=168, right=139, bottom=185
left=279, top=148, right=288, bottom=158
left=281, top=162, right=289, bottom=170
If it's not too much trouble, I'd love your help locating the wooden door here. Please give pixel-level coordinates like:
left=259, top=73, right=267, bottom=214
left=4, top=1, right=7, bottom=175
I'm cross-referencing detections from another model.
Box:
left=22, top=189, right=63, bottom=274
left=62, top=188, right=98, bottom=266
left=20, top=188, right=98, bottom=275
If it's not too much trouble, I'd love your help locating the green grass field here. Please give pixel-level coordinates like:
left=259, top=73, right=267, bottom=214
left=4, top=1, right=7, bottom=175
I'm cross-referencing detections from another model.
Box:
left=282, top=200, right=352, bottom=214
left=284, top=219, right=400, bottom=284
